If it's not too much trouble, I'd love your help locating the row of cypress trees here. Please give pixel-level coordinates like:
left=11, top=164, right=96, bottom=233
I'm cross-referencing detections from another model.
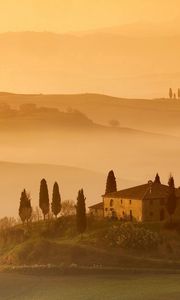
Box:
left=19, top=179, right=61, bottom=223
left=39, top=179, right=61, bottom=220
left=18, top=179, right=87, bottom=234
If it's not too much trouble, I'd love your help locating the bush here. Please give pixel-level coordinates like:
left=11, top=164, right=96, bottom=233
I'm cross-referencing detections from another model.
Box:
left=0, top=227, right=25, bottom=247
left=104, top=222, right=160, bottom=250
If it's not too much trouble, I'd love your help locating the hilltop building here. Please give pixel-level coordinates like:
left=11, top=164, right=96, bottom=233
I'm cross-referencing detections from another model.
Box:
left=90, top=178, right=180, bottom=222
left=89, top=202, right=104, bottom=218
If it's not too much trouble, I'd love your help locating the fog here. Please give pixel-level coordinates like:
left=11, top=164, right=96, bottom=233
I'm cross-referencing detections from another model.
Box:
left=0, top=31, right=180, bottom=98
left=0, top=95, right=179, bottom=216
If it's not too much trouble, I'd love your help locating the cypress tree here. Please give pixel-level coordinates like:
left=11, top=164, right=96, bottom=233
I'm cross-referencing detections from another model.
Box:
left=105, top=170, right=117, bottom=194
left=51, top=182, right=61, bottom=218
left=166, top=177, right=177, bottom=223
left=39, top=179, right=49, bottom=220
left=169, top=88, right=173, bottom=99
left=178, top=88, right=180, bottom=99
left=19, top=189, right=32, bottom=224
left=76, top=189, right=87, bottom=235
left=168, top=175, right=175, bottom=188
left=26, top=193, right=32, bottom=223
left=154, top=173, right=161, bottom=184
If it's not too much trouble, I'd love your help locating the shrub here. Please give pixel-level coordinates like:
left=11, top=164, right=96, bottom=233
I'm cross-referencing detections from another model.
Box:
left=104, top=222, right=160, bottom=250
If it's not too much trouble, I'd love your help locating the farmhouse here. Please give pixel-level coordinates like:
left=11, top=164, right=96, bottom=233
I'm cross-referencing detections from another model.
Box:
left=103, top=180, right=180, bottom=222
left=89, top=202, right=104, bottom=218
left=90, top=177, right=180, bottom=222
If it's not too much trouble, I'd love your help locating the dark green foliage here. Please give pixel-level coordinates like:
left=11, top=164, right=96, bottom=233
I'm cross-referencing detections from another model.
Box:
left=51, top=182, right=61, bottom=218
left=19, top=189, right=32, bottom=224
left=104, top=223, right=160, bottom=250
left=39, top=179, right=49, bottom=220
left=154, top=173, right=161, bottom=184
left=169, top=88, right=173, bottom=99
left=76, top=189, right=87, bottom=234
left=105, top=170, right=117, bottom=194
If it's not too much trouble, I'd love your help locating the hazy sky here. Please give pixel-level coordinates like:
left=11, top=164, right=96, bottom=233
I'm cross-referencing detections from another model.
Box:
left=0, top=0, right=179, bottom=33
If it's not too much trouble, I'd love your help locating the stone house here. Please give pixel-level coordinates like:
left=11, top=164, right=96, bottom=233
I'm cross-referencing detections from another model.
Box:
left=102, top=181, right=180, bottom=222
left=89, top=202, right=104, bottom=218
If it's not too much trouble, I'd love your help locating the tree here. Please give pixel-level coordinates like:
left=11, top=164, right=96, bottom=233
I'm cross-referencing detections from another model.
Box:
left=166, top=175, right=177, bottom=222
left=31, top=206, right=43, bottom=222
left=51, top=182, right=61, bottom=218
left=168, top=175, right=175, bottom=188
left=61, top=200, right=76, bottom=216
left=0, top=217, right=16, bottom=230
left=19, top=189, right=32, bottom=224
left=169, top=88, right=173, bottom=99
left=105, top=170, right=117, bottom=194
left=178, top=88, right=180, bottom=99
left=154, top=173, right=161, bottom=184
left=109, top=119, right=120, bottom=127
left=76, top=189, right=87, bottom=235
left=39, top=179, right=49, bottom=220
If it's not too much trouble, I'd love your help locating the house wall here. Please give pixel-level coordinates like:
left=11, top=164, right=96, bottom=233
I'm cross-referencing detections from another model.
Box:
left=142, top=197, right=180, bottom=222
left=89, top=207, right=104, bottom=218
left=103, top=197, right=143, bottom=221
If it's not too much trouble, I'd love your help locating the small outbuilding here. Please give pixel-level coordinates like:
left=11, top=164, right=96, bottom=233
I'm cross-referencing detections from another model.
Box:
left=89, top=202, right=104, bottom=218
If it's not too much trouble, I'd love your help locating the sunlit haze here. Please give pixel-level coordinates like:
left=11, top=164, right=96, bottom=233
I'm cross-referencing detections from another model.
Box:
left=0, top=0, right=179, bottom=33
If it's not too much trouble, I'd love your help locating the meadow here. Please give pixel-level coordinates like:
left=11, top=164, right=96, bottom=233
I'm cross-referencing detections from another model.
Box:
left=0, top=272, right=180, bottom=300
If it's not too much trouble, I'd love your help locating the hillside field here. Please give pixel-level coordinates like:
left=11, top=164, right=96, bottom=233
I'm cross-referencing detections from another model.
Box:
left=0, top=272, right=180, bottom=300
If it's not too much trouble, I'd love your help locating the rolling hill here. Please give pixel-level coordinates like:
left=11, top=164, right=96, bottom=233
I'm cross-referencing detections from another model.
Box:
left=0, top=92, right=180, bottom=135
left=0, top=93, right=179, bottom=184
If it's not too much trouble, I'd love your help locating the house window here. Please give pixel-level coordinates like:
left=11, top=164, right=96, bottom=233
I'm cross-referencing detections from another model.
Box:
left=121, top=199, right=123, bottom=204
left=150, top=199, right=153, bottom=205
left=129, top=200, right=132, bottom=205
left=110, top=199, right=114, bottom=207
left=105, top=208, right=108, bottom=212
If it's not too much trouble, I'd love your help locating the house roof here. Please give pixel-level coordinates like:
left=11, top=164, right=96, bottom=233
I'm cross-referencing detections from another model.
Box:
left=89, top=202, right=103, bottom=209
left=103, top=182, right=180, bottom=200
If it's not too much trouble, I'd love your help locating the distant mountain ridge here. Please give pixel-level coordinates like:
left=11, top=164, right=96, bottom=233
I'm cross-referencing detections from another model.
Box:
left=0, top=31, right=180, bottom=98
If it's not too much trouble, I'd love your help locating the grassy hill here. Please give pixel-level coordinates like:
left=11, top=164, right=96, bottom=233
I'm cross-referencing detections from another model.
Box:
left=1, top=217, right=180, bottom=270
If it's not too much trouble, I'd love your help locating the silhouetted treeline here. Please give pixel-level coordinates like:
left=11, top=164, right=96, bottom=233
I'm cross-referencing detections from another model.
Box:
left=19, top=179, right=87, bottom=234
left=169, top=88, right=180, bottom=99
left=0, top=103, right=93, bottom=128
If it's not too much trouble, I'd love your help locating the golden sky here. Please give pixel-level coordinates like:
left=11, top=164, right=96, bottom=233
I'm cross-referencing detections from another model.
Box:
left=0, top=0, right=179, bottom=33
